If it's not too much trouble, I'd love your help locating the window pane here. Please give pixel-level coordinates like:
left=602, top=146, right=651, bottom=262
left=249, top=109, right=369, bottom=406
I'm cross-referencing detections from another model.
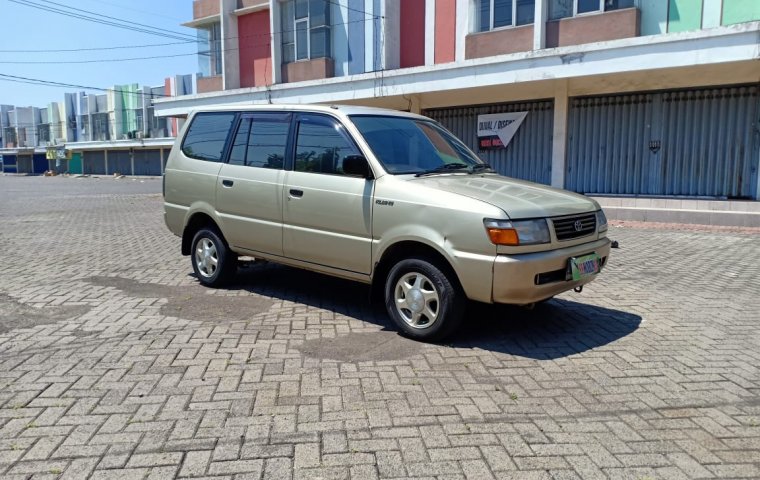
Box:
left=577, top=0, right=601, bottom=14
left=493, top=0, right=513, bottom=28
left=229, top=118, right=251, bottom=166
left=548, top=0, right=573, bottom=19
left=197, top=29, right=210, bottom=77
left=310, top=26, right=329, bottom=58
left=281, top=1, right=294, bottom=44
left=516, top=0, right=535, bottom=25
left=479, top=0, right=491, bottom=31
left=246, top=113, right=290, bottom=169
left=283, top=43, right=295, bottom=63
left=309, top=0, right=329, bottom=27
left=295, top=0, right=308, bottom=19
left=211, top=23, right=222, bottom=76
left=604, top=0, right=634, bottom=9
left=295, top=116, right=358, bottom=175
left=182, top=113, right=235, bottom=162
left=296, top=20, right=308, bottom=60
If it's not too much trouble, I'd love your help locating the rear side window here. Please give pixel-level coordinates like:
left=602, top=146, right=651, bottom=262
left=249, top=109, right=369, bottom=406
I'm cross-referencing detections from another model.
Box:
left=181, top=112, right=236, bottom=162
left=229, top=113, right=290, bottom=169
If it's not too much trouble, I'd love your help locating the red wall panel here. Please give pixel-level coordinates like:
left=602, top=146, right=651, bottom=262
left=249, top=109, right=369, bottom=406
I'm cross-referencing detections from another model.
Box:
left=164, top=78, right=177, bottom=137
left=435, top=0, right=456, bottom=64
left=238, top=10, right=272, bottom=88
left=400, top=0, right=425, bottom=68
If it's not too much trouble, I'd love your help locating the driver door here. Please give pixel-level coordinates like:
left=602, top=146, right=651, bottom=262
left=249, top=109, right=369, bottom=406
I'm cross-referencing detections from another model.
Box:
left=281, top=113, right=374, bottom=274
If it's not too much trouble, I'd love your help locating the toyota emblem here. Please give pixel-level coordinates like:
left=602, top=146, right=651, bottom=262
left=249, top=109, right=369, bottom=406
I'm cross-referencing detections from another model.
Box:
left=574, top=220, right=583, bottom=231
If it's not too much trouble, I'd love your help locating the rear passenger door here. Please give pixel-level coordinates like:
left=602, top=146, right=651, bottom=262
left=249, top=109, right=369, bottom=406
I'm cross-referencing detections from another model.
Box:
left=215, top=112, right=290, bottom=256
left=282, top=113, right=373, bottom=274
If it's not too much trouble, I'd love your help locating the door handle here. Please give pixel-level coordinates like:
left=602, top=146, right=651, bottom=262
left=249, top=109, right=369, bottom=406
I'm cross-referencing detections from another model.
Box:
left=222, top=179, right=234, bottom=187
left=289, top=189, right=303, bottom=198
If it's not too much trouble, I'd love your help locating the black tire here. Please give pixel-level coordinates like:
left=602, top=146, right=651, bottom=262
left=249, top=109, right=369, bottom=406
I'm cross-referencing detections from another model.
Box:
left=384, top=257, right=465, bottom=342
left=190, top=228, right=237, bottom=287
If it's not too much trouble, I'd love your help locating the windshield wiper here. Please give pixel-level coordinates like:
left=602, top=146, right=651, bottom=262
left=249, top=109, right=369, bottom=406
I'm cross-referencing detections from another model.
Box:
left=469, top=163, right=496, bottom=174
left=415, top=163, right=470, bottom=177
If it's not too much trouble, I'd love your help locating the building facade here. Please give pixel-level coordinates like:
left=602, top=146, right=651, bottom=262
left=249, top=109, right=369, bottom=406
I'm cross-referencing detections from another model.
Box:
left=0, top=75, right=195, bottom=176
left=155, top=0, right=760, bottom=202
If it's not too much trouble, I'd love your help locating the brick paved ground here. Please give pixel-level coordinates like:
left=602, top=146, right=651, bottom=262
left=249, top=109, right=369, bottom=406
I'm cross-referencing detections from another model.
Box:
left=1, top=175, right=759, bottom=480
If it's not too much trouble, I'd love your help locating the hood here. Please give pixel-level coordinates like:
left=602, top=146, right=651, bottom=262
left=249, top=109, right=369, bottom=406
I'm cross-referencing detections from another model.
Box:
left=410, top=174, right=599, bottom=219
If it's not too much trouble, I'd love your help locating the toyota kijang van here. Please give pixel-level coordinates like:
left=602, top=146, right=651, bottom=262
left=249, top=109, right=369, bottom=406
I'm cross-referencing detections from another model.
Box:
left=163, top=105, right=610, bottom=341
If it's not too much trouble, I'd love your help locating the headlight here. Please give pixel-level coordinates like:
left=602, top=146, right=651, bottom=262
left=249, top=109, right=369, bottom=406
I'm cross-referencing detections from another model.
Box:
left=484, top=218, right=550, bottom=246
left=596, top=209, right=608, bottom=232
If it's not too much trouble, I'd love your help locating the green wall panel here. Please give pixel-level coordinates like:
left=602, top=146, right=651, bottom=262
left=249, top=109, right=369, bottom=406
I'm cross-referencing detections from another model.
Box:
left=722, top=0, right=760, bottom=25
left=668, top=0, right=703, bottom=32
left=69, top=152, right=82, bottom=175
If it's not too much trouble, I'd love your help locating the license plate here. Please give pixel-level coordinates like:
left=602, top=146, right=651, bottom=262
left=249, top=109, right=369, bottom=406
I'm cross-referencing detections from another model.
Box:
left=569, top=253, right=600, bottom=281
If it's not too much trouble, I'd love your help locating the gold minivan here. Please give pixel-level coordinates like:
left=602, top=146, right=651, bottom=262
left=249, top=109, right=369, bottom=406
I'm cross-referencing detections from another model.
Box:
left=164, top=105, right=610, bottom=341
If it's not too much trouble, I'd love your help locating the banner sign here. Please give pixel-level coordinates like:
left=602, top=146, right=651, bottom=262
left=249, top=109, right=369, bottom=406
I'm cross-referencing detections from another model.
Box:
left=46, top=146, right=71, bottom=160
left=477, top=112, right=528, bottom=150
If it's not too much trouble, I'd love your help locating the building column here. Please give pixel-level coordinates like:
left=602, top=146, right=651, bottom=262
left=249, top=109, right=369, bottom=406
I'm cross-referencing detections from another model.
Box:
left=455, top=0, right=469, bottom=62
left=270, top=2, right=282, bottom=84
left=408, top=94, right=422, bottom=114
left=424, top=0, right=435, bottom=65
left=533, top=0, right=548, bottom=50
left=160, top=148, right=165, bottom=174
left=141, top=87, right=150, bottom=137
left=364, top=0, right=375, bottom=72
left=221, top=0, right=240, bottom=90
left=551, top=80, right=569, bottom=189
left=104, top=149, right=109, bottom=176
left=383, top=0, right=400, bottom=70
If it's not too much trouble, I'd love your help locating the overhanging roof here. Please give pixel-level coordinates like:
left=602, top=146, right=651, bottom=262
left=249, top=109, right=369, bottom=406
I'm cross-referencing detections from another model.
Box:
left=153, top=22, right=760, bottom=117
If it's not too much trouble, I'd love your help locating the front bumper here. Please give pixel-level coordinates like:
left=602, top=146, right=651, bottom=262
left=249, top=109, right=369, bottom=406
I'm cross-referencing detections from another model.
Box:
left=492, top=237, right=611, bottom=304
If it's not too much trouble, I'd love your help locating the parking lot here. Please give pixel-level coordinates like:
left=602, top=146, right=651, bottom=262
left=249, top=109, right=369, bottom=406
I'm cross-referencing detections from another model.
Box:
left=0, top=175, right=759, bottom=479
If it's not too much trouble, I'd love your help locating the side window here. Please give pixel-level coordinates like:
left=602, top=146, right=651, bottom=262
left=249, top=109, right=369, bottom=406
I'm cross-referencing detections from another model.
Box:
left=181, top=113, right=236, bottom=162
left=228, top=113, right=289, bottom=169
left=229, top=118, right=251, bottom=166
left=294, top=115, right=359, bottom=175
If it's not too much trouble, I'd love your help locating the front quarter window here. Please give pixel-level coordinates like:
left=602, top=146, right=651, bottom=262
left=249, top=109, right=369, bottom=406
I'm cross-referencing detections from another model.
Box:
left=294, top=114, right=360, bottom=175
left=350, top=115, right=483, bottom=174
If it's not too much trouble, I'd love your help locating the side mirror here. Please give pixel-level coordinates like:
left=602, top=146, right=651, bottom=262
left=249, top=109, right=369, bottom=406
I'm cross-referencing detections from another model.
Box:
left=343, top=155, right=373, bottom=179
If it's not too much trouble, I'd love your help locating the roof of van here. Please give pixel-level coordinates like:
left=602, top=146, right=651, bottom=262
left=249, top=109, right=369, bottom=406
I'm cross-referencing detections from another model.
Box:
left=186, top=104, right=429, bottom=120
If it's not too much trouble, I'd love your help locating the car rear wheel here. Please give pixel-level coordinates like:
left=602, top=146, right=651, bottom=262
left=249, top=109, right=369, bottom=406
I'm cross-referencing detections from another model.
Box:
left=384, top=258, right=465, bottom=342
left=191, top=228, right=237, bottom=287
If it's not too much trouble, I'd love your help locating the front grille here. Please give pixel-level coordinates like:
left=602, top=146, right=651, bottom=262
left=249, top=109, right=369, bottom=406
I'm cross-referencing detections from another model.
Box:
left=552, top=212, right=596, bottom=241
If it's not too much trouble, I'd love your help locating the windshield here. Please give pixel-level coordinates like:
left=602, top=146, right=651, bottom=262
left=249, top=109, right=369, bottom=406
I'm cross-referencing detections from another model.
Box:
left=349, top=115, right=484, bottom=175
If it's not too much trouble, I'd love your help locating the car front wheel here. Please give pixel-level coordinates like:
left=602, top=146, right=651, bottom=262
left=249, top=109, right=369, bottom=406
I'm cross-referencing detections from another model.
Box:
left=384, top=258, right=465, bottom=342
left=191, top=228, right=236, bottom=287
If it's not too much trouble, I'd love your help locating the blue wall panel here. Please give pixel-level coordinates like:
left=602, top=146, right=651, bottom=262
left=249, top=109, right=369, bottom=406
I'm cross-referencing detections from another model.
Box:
left=1, top=154, right=17, bottom=173
left=32, top=154, right=47, bottom=174
left=332, top=2, right=348, bottom=76
left=347, top=0, right=365, bottom=74
left=133, top=150, right=162, bottom=176
left=566, top=85, right=760, bottom=199
left=424, top=100, right=555, bottom=185
left=373, top=0, right=382, bottom=71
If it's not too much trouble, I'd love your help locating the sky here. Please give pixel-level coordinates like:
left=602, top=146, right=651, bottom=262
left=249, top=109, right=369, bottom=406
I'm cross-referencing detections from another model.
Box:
left=0, top=0, right=198, bottom=107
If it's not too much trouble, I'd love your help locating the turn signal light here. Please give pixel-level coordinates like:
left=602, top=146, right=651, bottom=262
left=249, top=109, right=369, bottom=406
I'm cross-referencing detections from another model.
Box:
left=486, top=228, right=519, bottom=246
left=484, top=218, right=551, bottom=246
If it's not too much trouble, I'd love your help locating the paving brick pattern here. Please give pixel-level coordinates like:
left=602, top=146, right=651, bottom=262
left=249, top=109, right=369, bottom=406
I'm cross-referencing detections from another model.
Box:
left=1, top=176, right=759, bottom=479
